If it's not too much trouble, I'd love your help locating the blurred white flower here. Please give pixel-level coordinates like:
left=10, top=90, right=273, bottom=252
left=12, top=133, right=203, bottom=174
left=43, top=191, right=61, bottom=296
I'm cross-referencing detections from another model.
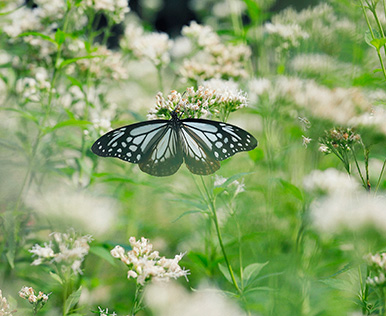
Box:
left=263, top=22, right=309, bottom=52
left=111, top=237, right=189, bottom=285
left=82, top=0, right=130, bottom=23
left=16, top=68, right=51, bottom=102
left=0, top=290, right=13, bottom=316
left=302, top=135, right=311, bottom=148
left=29, top=229, right=93, bottom=275
left=349, top=106, right=386, bottom=136
left=171, top=36, right=193, bottom=58
left=145, top=282, right=247, bottom=316
left=304, top=169, right=386, bottom=233
left=35, top=0, right=66, bottom=20
left=2, top=7, right=42, bottom=37
left=19, top=286, right=50, bottom=305
left=25, top=185, right=117, bottom=236
left=121, top=23, right=173, bottom=66
left=180, top=21, right=250, bottom=81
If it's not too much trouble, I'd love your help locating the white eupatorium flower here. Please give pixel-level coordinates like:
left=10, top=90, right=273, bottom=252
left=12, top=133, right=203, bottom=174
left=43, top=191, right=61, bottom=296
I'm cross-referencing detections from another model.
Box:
left=180, top=21, right=251, bottom=81
left=263, top=22, right=309, bottom=51
left=349, top=106, right=386, bottom=136
left=0, top=290, right=13, bottom=316
left=366, top=253, right=386, bottom=286
left=16, top=67, right=51, bottom=102
left=111, top=237, right=189, bottom=286
left=98, top=306, right=117, bottom=316
left=121, top=23, right=172, bottom=66
left=147, top=85, right=248, bottom=120
left=29, top=229, right=93, bottom=275
left=19, top=286, right=50, bottom=307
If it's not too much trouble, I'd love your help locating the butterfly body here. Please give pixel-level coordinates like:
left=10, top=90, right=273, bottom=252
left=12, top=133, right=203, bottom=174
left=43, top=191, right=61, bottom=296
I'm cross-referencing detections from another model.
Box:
left=91, top=111, right=257, bottom=176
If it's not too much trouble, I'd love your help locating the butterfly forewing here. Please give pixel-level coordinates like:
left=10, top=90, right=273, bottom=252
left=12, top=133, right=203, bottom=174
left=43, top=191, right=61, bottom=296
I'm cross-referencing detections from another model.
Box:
left=91, top=120, right=170, bottom=163
left=181, top=119, right=258, bottom=162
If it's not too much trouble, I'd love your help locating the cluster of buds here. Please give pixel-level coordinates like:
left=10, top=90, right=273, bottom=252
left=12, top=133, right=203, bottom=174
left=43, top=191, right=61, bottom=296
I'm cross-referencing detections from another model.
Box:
left=19, top=286, right=50, bottom=314
left=147, top=86, right=248, bottom=121
left=366, top=253, right=386, bottom=286
left=0, top=290, right=14, bottom=316
left=318, top=127, right=362, bottom=154
left=110, top=237, right=189, bottom=286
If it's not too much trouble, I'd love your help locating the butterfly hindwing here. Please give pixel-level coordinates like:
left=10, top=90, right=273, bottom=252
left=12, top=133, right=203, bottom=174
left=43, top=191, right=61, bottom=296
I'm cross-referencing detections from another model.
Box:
left=179, top=124, right=220, bottom=175
left=181, top=118, right=258, bottom=162
left=91, top=120, right=170, bottom=164
left=138, top=126, right=183, bottom=176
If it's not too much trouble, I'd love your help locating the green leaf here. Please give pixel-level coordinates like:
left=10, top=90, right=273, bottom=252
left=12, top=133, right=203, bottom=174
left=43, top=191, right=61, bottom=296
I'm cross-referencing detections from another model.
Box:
left=243, top=262, right=268, bottom=286
left=5, top=250, right=15, bottom=269
left=172, top=210, right=208, bottom=223
left=248, top=147, right=264, bottom=162
left=365, top=29, right=381, bottom=48
left=3, top=108, right=39, bottom=124
left=89, top=246, right=116, bottom=266
left=18, top=31, right=57, bottom=45
left=243, top=0, right=261, bottom=23
left=370, top=37, right=386, bottom=50
left=218, top=263, right=233, bottom=284
left=66, top=75, right=84, bottom=89
left=58, top=55, right=104, bottom=69
left=64, top=286, right=82, bottom=315
left=278, top=179, right=303, bottom=201
left=170, top=199, right=207, bottom=211
left=46, top=119, right=91, bottom=132
left=55, top=28, right=66, bottom=45
left=49, top=272, right=63, bottom=285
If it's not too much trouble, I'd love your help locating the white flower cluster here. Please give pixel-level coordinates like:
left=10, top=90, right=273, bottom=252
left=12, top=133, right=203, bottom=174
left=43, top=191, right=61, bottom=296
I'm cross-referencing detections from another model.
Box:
left=304, top=169, right=386, bottom=234
left=180, top=21, right=251, bottom=81
left=147, top=83, right=248, bottom=120
left=110, top=237, right=189, bottom=286
left=15, top=67, right=52, bottom=102
left=82, top=0, right=130, bottom=23
left=2, top=7, right=43, bottom=38
left=0, top=290, right=13, bottom=316
left=98, top=306, right=117, bottom=316
left=263, top=22, right=309, bottom=52
left=121, top=23, right=173, bottom=66
left=366, top=253, right=386, bottom=286
left=19, top=286, right=50, bottom=304
left=271, top=3, right=358, bottom=47
left=29, top=229, right=93, bottom=275
left=73, top=45, right=129, bottom=81
left=248, top=76, right=372, bottom=124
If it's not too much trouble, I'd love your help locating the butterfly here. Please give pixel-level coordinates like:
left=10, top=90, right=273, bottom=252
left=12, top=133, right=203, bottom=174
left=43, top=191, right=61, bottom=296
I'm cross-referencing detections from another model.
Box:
left=91, top=111, right=257, bottom=176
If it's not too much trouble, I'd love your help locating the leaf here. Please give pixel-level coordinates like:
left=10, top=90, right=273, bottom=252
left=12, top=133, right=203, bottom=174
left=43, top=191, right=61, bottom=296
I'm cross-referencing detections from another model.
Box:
left=170, top=199, right=207, bottom=211
left=46, top=119, right=92, bottom=132
left=58, top=55, right=105, bottom=69
left=218, top=263, right=241, bottom=288
left=278, top=179, right=303, bottom=201
left=365, top=29, right=381, bottom=48
left=370, top=37, right=386, bottom=50
left=243, top=262, right=268, bottom=286
left=66, top=75, right=84, bottom=89
left=243, top=0, right=262, bottom=23
left=89, top=246, right=116, bottom=266
left=49, top=272, right=63, bottom=285
left=248, top=147, right=264, bottom=162
left=55, top=28, right=66, bottom=45
left=172, top=210, right=208, bottom=223
left=18, top=31, right=57, bottom=45
left=2, top=108, right=39, bottom=124
left=64, top=286, right=82, bottom=315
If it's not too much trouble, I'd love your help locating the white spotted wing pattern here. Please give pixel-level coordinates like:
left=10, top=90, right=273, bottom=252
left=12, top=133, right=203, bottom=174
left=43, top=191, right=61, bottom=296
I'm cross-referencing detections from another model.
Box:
left=91, top=113, right=257, bottom=177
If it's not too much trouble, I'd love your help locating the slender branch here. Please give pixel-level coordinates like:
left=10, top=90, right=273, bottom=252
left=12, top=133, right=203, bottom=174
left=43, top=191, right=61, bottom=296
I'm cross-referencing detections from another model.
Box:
left=375, top=158, right=386, bottom=193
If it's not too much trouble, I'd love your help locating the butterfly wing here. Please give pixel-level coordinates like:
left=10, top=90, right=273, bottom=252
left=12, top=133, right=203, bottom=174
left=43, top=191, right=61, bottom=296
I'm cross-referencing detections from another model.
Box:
left=138, top=126, right=183, bottom=176
left=180, top=118, right=257, bottom=175
left=91, top=120, right=183, bottom=176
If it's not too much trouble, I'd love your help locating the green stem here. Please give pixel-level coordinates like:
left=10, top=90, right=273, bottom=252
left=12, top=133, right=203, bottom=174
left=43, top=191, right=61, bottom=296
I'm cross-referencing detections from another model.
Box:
left=200, top=177, right=241, bottom=294
left=351, top=146, right=367, bottom=190
left=131, top=284, right=143, bottom=316
left=156, top=64, right=164, bottom=92
left=375, top=157, right=386, bottom=193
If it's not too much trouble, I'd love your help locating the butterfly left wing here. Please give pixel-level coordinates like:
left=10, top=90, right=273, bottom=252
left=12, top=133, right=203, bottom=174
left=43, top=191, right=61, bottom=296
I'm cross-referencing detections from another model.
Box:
left=181, top=118, right=257, bottom=174
left=91, top=120, right=183, bottom=176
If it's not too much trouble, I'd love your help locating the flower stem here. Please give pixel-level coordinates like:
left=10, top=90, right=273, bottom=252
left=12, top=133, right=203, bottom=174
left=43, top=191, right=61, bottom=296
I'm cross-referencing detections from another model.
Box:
left=200, top=177, right=241, bottom=294
left=375, top=158, right=386, bottom=193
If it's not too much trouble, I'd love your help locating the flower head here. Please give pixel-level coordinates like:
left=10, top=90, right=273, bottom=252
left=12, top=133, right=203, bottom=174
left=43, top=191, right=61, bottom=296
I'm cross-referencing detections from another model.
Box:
left=111, top=237, right=189, bottom=286
left=29, top=229, right=93, bottom=275
left=0, top=290, right=14, bottom=316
